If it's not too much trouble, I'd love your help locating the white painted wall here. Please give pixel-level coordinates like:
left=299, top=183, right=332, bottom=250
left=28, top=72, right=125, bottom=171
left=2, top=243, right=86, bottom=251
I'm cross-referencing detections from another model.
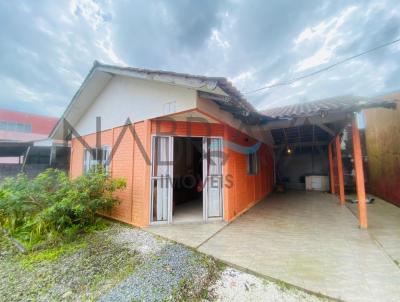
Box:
left=75, top=75, right=197, bottom=136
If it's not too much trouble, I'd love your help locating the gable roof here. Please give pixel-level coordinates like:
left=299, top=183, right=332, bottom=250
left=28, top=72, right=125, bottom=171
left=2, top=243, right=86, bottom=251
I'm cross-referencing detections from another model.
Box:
left=261, top=95, right=397, bottom=119
left=50, top=61, right=260, bottom=139
left=96, top=62, right=256, bottom=112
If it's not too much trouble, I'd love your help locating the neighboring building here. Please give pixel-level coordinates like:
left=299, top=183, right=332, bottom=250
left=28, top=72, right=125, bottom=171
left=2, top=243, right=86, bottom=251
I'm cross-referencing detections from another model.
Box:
left=0, top=109, right=58, bottom=142
left=363, top=91, right=400, bottom=207
left=0, top=109, right=69, bottom=179
left=51, top=61, right=397, bottom=228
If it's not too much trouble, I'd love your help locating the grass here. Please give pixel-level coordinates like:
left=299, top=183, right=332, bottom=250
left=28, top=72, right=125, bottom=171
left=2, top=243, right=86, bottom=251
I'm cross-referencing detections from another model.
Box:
left=18, top=241, right=87, bottom=269
left=0, top=224, right=139, bottom=301
left=1, top=221, right=223, bottom=302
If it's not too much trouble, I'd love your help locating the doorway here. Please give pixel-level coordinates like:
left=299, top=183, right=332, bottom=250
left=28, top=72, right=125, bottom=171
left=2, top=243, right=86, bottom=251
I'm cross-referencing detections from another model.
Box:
left=150, top=135, right=223, bottom=224
left=172, top=137, right=203, bottom=223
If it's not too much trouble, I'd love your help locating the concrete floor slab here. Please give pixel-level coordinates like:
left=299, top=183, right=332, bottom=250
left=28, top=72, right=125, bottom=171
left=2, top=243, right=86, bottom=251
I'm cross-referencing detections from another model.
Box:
left=347, top=195, right=400, bottom=265
left=173, top=199, right=203, bottom=223
left=144, top=221, right=227, bottom=248
left=197, top=191, right=400, bottom=302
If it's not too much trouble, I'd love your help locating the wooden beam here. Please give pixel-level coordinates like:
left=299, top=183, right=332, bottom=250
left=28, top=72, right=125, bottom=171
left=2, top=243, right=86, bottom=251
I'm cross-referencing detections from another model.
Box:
left=328, top=142, right=335, bottom=194
left=198, top=91, right=231, bottom=103
left=335, top=135, right=345, bottom=204
left=274, top=145, right=286, bottom=164
left=273, top=141, right=329, bottom=149
left=316, top=124, right=335, bottom=136
left=352, top=118, right=368, bottom=229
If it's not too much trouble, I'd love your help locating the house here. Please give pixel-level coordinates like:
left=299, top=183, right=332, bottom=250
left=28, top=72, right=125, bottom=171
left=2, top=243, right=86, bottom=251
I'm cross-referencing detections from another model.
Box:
left=363, top=91, right=400, bottom=207
left=51, top=61, right=398, bottom=228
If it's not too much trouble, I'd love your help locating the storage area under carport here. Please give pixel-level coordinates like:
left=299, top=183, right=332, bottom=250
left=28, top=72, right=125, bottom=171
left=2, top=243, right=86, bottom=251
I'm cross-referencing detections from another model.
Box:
left=262, top=95, right=397, bottom=228
left=272, top=124, right=333, bottom=192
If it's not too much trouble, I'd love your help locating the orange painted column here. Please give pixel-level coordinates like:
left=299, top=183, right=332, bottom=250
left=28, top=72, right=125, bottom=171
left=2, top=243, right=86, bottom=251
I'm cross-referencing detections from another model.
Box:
left=328, top=142, right=335, bottom=194
left=335, top=135, right=345, bottom=204
left=352, top=119, right=368, bottom=229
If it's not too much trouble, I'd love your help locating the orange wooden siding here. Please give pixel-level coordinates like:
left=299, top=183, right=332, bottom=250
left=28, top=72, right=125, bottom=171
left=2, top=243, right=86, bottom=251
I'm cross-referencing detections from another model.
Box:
left=69, top=118, right=274, bottom=226
left=223, top=124, right=274, bottom=221
left=151, top=119, right=224, bottom=137
left=69, top=122, right=151, bottom=226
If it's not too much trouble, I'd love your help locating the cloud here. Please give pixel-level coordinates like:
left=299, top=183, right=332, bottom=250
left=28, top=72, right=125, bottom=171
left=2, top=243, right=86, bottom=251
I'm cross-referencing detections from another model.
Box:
left=0, top=0, right=399, bottom=116
left=294, top=6, right=358, bottom=72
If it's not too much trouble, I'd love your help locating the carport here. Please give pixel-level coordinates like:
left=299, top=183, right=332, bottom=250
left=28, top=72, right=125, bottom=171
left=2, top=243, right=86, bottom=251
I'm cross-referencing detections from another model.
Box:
left=261, top=95, right=397, bottom=229
left=145, top=95, right=400, bottom=301
left=0, top=140, right=70, bottom=181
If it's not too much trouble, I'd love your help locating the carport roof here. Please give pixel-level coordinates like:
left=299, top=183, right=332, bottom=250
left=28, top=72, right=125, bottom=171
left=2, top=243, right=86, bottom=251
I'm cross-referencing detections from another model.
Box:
left=261, top=95, right=397, bottom=119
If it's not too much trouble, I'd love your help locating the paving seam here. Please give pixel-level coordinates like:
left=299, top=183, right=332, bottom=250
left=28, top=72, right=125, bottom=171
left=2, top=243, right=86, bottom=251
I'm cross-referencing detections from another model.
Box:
left=345, top=202, right=400, bottom=270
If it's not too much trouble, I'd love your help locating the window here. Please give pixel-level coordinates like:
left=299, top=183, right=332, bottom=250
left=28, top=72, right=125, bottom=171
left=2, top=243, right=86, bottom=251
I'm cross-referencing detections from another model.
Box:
left=83, top=146, right=111, bottom=173
left=247, top=151, right=259, bottom=175
left=0, top=120, right=32, bottom=133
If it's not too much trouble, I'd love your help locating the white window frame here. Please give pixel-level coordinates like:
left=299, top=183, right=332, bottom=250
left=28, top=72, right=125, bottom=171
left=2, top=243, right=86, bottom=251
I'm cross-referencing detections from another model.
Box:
left=247, top=150, right=259, bottom=175
left=83, top=145, right=111, bottom=173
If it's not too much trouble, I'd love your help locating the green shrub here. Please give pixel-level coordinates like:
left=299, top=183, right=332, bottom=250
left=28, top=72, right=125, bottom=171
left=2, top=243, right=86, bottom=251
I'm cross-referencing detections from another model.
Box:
left=0, top=167, right=126, bottom=246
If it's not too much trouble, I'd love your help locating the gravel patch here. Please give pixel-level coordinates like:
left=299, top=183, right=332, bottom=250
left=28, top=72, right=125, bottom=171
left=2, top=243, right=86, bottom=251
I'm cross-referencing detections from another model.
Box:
left=99, top=243, right=217, bottom=302
left=112, top=224, right=167, bottom=255
left=209, top=268, right=330, bottom=302
left=1, top=223, right=219, bottom=302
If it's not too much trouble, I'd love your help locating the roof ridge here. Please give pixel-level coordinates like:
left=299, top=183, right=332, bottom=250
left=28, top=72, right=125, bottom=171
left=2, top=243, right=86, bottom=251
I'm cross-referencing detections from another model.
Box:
left=95, top=61, right=228, bottom=82
left=261, top=94, right=361, bottom=112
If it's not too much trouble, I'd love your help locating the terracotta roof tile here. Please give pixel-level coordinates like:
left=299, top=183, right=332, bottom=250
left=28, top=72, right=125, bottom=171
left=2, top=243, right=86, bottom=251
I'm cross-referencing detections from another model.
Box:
left=261, top=95, right=397, bottom=118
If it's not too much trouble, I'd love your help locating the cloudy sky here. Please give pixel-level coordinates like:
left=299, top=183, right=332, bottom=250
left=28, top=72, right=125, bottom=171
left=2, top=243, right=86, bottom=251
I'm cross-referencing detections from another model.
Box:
left=1, top=0, right=399, bottom=117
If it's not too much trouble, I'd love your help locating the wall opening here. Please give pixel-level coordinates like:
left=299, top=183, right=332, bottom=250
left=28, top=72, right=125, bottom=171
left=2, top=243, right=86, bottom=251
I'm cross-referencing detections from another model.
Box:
left=277, top=146, right=330, bottom=192
left=172, top=137, right=203, bottom=223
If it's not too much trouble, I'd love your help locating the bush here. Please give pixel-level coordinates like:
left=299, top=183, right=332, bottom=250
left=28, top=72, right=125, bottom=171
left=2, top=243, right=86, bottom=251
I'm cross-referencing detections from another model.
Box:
left=0, top=168, right=126, bottom=246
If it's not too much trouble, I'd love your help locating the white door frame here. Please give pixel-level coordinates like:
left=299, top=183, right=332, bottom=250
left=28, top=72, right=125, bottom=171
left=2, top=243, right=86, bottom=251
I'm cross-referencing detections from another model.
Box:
left=203, top=137, right=224, bottom=222
left=150, top=135, right=224, bottom=224
left=149, top=135, right=174, bottom=224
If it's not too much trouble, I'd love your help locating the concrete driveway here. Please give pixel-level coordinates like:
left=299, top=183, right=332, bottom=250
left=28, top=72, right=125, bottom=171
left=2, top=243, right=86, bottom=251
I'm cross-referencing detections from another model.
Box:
left=147, top=191, right=400, bottom=302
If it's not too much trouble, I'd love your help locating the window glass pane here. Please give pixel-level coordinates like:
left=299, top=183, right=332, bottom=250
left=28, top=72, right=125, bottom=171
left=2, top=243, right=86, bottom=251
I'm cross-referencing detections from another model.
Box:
left=84, top=149, right=91, bottom=173
left=83, top=146, right=111, bottom=173
left=207, top=138, right=222, bottom=176
left=247, top=153, right=251, bottom=174
left=151, top=178, right=169, bottom=221
left=247, top=151, right=258, bottom=175
left=17, top=123, right=24, bottom=132
left=0, top=121, right=32, bottom=133
left=102, top=146, right=110, bottom=172
left=153, top=137, right=169, bottom=177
